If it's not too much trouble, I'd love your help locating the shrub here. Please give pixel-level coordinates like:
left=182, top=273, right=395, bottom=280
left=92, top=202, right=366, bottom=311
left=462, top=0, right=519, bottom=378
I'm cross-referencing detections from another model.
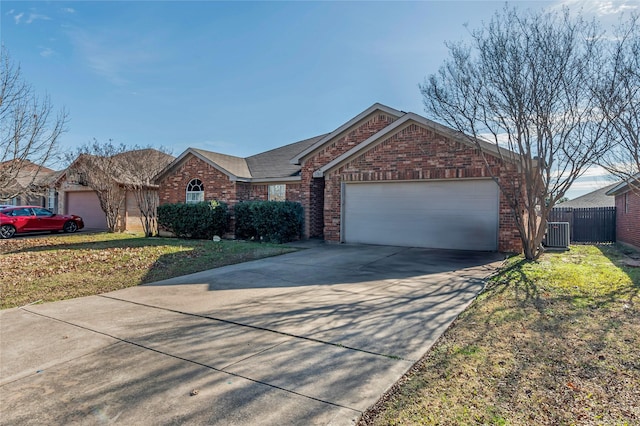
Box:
left=158, top=201, right=229, bottom=239
left=234, top=201, right=303, bottom=243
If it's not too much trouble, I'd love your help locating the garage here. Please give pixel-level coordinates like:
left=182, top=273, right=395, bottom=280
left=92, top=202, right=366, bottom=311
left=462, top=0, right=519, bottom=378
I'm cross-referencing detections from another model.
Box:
left=65, top=191, right=107, bottom=230
left=342, top=179, right=499, bottom=251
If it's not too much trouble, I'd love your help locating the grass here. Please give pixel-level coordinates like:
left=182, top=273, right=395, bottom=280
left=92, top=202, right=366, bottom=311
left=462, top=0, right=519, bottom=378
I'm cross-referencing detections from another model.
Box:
left=360, top=245, right=640, bottom=425
left=0, top=232, right=297, bottom=309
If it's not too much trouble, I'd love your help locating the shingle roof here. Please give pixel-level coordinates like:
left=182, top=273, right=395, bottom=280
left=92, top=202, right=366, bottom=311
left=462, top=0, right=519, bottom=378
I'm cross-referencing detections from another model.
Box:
left=557, top=183, right=618, bottom=208
left=191, top=149, right=252, bottom=178
left=246, top=134, right=328, bottom=179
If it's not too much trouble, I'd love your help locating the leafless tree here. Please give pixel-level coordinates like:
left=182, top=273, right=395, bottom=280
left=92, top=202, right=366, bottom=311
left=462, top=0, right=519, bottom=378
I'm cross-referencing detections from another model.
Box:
left=66, top=140, right=129, bottom=232
left=596, top=15, right=640, bottom=193
left=420, top=7, right=609, bottom=260
left=117, top=147, right=173, bottom=236
left=0, top=47, right=68, bottom=200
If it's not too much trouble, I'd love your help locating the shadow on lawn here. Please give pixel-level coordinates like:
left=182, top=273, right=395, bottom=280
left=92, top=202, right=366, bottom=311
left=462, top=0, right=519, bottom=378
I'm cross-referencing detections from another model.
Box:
left=1, top=235, right=181, bottom=254
left=408, top=244, right=640, bottom=425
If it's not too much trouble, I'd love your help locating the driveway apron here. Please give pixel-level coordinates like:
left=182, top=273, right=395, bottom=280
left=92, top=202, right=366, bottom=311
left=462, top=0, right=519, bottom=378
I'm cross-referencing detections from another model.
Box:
left=0, top=244, right=503, bottom=425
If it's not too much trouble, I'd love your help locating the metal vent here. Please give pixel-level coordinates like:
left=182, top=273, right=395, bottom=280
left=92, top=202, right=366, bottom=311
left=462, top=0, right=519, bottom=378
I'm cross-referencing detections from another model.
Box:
left=545, top=222, right=570, bottom=248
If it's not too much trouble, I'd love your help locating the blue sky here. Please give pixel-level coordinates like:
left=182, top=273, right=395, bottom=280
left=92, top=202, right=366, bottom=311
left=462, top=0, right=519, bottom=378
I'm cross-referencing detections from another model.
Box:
left=2, top=0, right=637, bottom=199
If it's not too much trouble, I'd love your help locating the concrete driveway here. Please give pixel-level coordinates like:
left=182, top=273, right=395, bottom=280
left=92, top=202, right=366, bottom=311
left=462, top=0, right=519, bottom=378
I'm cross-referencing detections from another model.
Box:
left=0, top=244, right=503, bottom=425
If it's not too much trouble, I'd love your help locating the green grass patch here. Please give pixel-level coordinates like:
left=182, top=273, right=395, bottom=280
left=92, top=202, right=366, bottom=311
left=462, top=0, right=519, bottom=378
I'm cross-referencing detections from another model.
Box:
left=0, top=232, right=297, bottom=309
left=360, top=244, right=640, bottom=425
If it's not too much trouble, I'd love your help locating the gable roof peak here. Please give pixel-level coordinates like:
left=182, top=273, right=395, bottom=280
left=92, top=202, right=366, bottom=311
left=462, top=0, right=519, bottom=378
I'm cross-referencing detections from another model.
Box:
left=290, top=103, right=406, bottom=165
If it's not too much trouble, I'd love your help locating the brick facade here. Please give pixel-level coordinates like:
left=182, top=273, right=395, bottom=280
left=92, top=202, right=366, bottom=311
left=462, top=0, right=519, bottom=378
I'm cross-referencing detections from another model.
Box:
left=320, top=122, right=522, bottom=253
left=159, top=156, right=239, bottom=205
left=615, top=191, right=640, bottom=250
left=300, top=112, right=398, bottom=237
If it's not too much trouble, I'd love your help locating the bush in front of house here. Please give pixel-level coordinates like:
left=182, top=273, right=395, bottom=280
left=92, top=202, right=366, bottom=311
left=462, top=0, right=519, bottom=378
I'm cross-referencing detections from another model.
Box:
left=234, top=201, right=303, bottom=243
left=158, top=201, right=229, bottom=239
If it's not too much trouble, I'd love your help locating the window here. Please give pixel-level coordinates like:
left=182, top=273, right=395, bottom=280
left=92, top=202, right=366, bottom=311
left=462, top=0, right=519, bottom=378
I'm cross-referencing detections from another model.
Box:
left=47, top=188, right=57, bottom=211
left=32, top=207, right=53, bottom=217
left=268, top=184, right=286, bottom=202
left=625, top=193, right=629, bottom=214
left=186, top=179, right=205, bottom=204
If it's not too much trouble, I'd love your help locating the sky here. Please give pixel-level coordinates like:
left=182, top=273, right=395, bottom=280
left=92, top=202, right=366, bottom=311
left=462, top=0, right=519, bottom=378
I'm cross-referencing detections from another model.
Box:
left=2, top=0, right=638, bottom=200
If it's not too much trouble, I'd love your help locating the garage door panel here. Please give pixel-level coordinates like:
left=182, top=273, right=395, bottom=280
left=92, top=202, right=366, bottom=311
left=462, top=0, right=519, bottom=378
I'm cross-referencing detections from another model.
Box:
left=66, top=191, right=108, bottom=230
left=343, top=180, right=498, bottom=251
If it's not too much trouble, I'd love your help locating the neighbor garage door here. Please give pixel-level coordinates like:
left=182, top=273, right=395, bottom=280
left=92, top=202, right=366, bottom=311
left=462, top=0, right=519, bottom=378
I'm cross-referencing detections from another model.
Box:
left=66, top=191, right=108, bottom=230
left=343, top=180, right=499, bottom=251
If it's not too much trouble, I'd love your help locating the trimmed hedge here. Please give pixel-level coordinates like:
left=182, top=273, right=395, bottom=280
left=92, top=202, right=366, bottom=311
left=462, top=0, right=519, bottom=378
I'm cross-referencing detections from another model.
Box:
left=235, top=201, right=303, bottom=244
left=157, top=201, right=229, bottom=239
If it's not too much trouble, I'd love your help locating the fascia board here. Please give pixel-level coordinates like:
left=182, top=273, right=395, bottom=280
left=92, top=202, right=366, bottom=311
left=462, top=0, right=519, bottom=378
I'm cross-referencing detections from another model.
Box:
left=606, top=173, right=640, bottom=195
left=249, top=176, right=302, bottom=183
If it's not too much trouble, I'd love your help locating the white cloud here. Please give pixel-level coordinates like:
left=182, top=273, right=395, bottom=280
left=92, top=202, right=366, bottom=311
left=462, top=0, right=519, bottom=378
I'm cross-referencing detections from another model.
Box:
left=549, top=0, right=638, bottom=16
left=25, top=13, right=51, bottom=24
left=39, top=47, right=55, bottom=57
left=13, top=12, right=24, bottom=24
left=62, top=7, right=75, bottom=14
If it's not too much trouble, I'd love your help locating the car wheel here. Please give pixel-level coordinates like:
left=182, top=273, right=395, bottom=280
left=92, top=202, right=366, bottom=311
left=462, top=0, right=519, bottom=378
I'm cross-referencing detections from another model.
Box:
left=0, top=224, right=16, bottom=239
left=63, top=221, right=78, bottom=233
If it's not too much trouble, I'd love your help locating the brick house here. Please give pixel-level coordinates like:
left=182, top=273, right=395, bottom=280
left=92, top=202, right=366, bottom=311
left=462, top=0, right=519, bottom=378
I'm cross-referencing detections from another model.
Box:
left=57, top=149, right=174, bottom=231
left=156, top=103, right=522, bottom=252
left=607, top=175, right=640, bottom=250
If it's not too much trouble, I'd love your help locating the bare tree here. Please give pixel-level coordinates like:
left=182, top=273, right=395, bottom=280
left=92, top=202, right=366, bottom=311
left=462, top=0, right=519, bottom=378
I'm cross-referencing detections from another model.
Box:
left=596, top=15, right=640, bottom=193
left=66, top=140, right=129, bottom=232
left=0, top=47, right=68, bottom=200
left=420, top=7, right=609, bottom=260
left=117, top=147, right=173, bottom=236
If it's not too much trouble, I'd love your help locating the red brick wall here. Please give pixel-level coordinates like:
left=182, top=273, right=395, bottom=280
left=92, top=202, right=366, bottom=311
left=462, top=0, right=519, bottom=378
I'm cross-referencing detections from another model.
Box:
left=300, top=112, right=399, bottom=237
left=323, top=122, right=522, bottom=253
left=158, top=156, right=238, bottom=205
left=616, top=191, right=640, bottom=249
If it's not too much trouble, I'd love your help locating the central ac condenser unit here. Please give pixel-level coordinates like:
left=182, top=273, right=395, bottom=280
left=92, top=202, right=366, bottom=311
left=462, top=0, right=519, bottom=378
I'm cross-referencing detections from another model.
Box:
left=545, top=222, right=570, bottom=249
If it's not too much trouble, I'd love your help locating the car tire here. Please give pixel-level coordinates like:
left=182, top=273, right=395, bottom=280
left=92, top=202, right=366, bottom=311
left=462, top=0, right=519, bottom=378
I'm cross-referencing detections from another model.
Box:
left=63, top=221, right=78, bottom=233
left=0, top=224, right=16, bottom=239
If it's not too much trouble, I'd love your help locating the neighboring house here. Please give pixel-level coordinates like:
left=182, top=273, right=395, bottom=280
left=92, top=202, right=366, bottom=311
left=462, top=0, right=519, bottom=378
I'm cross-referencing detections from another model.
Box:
left=607, top=174, right=640, bottom=250
left=556, top=183, right=617, bottom=208
left=157, top=103, right=523, bottom=252
left=57, top=149, right=175, bottom=231
left=0, top=159, right=59, bottom=210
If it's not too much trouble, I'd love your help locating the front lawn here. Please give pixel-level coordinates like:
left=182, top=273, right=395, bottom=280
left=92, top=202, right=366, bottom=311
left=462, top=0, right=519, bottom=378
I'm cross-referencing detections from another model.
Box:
left=360, top=245, right=640, bottom=425
left=0, top=232, right=296, bottom=309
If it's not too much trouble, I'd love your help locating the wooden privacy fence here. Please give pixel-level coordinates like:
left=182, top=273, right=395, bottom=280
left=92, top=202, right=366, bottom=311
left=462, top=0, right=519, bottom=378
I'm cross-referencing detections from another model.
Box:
left=549, top=207, right=616, bottom=243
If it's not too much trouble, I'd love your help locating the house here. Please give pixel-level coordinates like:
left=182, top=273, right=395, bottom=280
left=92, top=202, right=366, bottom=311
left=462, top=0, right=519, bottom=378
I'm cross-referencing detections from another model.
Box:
left=556, top=183, right=617, bottom=208
left=0, top=159, right=59, bottom=209
left=156, top=103, right=523, bottom=252
left=607, top=174, right=640, bottom=250
left=57, top=149, right=175, bottom=231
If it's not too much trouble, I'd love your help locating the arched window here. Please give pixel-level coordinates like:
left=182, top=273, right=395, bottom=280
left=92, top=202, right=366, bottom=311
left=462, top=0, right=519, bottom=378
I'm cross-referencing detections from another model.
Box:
left=186, top=179, right=204, bottom=204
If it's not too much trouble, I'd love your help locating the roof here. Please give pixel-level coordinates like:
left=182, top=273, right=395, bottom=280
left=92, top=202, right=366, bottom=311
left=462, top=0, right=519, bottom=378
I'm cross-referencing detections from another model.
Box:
left=61, top=149, right=175, bottom=186
left=557, top=183, right=618, bottom=208
left=161, top=134, right=326, bottom=183
left=246, top=134, right=327, bottom=179
left=159, top=102, right=520, bottom=184
left=0, top=159, right=57, bottom=193
left=606, top=173, right=640, bottom=196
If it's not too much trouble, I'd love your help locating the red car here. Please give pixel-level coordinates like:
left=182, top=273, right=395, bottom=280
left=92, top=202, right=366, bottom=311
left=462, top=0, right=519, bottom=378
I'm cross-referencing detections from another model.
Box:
left=0, top=206, right=84, bottom=239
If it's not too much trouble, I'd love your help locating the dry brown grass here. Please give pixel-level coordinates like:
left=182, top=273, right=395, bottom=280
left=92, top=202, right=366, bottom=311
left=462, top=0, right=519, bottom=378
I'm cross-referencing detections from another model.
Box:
left=360, top=245, right=640, bottom=425
left=0, top=232, right=296, bottom=309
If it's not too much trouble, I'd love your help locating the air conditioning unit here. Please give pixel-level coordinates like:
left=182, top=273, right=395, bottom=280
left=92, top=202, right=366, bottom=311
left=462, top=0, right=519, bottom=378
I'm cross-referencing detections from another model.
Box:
left=545, top=222, right=570, bottom=249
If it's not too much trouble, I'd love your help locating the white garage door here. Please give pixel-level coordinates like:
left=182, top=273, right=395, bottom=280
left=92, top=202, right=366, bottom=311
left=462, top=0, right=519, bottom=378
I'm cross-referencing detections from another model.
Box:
left=343, top=180, right=499, bottom=251
left=66, top=191, right=108, bottom=230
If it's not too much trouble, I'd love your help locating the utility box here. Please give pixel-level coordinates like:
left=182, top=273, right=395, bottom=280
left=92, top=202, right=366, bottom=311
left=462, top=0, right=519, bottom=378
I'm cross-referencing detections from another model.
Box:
left=545, top=222, right=570, bottom=249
